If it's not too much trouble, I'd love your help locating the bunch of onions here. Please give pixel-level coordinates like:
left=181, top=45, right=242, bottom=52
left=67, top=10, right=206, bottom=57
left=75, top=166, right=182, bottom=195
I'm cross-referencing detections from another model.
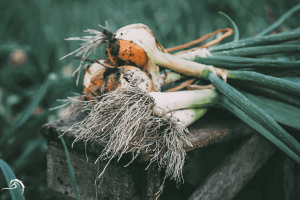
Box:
left=60, top=4, right=300, bottom=197
left=64, top=61, right=210, bottom=194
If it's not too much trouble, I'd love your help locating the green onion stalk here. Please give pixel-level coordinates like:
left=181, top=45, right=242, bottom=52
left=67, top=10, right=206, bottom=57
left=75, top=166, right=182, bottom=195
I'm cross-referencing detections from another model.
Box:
left=61, top=5, right=300, bottom=197
left=151, top=79, right=300, bottom=164
left=66, top=82, right=300, bottom=193
left=97, top=9, right=300, bottom=165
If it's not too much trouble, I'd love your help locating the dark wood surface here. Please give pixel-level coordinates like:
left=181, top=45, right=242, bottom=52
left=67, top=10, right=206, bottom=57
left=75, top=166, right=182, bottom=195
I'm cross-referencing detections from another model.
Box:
left=283, top=156, right=300, bottom=199
left=187, top=134, right=275, bottom=200
left=41, top=108, right=300, bottom=200
left=142, top=163, right=161, bottom=200
left=47, top=141, right=145, bottom=200
left=41, top=108, right=257, bottom=200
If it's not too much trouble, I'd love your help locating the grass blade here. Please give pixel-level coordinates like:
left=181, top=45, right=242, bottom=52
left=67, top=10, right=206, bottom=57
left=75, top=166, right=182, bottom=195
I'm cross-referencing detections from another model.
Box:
left=0, top=159, right=26, bottom=200
left=57, top=131, right=80, bottom=200
left=207, top=72, right=300, bottom=159
left=257, top=4, right=300, bottom=36
left=12, top=140, right=44, bottom=174
left=219, top=12, right=239, bottom=41
left=0, top=73, right=58, bottom=147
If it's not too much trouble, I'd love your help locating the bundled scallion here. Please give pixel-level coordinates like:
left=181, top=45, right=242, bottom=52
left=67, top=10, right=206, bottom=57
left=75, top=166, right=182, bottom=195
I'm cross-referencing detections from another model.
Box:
left=59, top=4, right=300, bottom=198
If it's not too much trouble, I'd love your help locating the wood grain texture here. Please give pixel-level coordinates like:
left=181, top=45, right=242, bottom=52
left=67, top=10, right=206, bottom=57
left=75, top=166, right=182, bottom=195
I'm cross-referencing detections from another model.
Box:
left=47, top=141, right=143, bottom=200
left=284, top=156, right=300, bottom=200
left=142, top=163, right=161, bottom=200
left=187, top=134, right=276, bottom=200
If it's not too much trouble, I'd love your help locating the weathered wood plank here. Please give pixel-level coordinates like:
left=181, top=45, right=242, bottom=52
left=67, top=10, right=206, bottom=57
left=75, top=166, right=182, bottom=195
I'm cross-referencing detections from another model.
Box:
left=284, top=156, right=300, bottom=200
left=47, top=141, right=144, bottom=200
left=41, top=108, right=257, bottom=199
left=47, top=189, right=77, bottom=200
left=187, top=134, right=276, bottom=200
left=142, top=163, right=161, bottom=200
left=41, top=113, right=107, bottom=157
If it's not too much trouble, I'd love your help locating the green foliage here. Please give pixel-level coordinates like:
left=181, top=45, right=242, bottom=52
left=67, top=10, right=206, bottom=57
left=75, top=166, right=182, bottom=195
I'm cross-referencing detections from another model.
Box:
left=208, top=72, right=300, bottom=163
left=241, top=91, right=300, bottom=130
left=220, top=95, right=300, bottom=163
left=194, top=6, right=300, bottom=167
left=211, top=44, right=300, bottom=56
left=219, top=12, right=240, bottom=41
left=0, top=73, right=57, bottom=148
left=0, top=159, right=25, bottom=200
left=210, top=30, right=300, bottom=51
left=57, top=131, right=80, bottom=200
left=257, top=4, right=300, bottom=36
left=0, top=0, right=299, bottom=199
left=195, top=55, right=300, bottom=69
left=227, top=70, right=300, bottom=96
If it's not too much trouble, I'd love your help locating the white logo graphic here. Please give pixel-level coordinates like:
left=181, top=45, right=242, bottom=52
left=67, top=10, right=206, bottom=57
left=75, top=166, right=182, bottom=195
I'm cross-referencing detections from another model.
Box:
left=1, top=179, right=25, bottom=194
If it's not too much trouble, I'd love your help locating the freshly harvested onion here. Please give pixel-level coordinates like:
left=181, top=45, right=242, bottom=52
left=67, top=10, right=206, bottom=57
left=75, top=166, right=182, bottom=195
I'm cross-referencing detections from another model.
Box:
left=106, top=23, right=227, bottom=81
left=100, top=65, right=155, bottom=94
left=107, top=38, right=148, bottom=68
left=83, top=63, right=106, bottom=100
left=83, top=63, right=155, bottom=99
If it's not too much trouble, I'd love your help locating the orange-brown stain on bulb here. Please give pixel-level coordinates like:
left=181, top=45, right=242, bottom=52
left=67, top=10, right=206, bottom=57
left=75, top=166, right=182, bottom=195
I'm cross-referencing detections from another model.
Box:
left=84, top=72, right=105, bottom=98
left=107, top=39, right=148, bottom=68
left=83, top=63, right=106, bottom=100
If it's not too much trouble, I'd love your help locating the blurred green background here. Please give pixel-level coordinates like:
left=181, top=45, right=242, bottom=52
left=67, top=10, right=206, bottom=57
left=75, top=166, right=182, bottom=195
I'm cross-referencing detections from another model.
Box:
left=0, top=0, right=299, bottom=199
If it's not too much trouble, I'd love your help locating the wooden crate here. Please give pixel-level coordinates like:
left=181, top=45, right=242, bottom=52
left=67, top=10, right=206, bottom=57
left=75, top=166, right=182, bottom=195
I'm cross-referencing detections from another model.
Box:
left=40, top=109, right=300, bottom=200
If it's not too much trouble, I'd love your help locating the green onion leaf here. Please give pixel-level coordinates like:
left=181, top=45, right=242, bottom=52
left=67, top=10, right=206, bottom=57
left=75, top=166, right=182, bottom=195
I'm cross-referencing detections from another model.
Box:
left=229, top=82, right=300, bottom=108
left=57, top=131, right=80, bottom=200
left=227, top=70, right=300, bottom=96
left=194, top=55, right=300, bottom=69
left=211, top=44, right=300, bottom=57
left=240, top=91, right=300, bottom=130
left=209, top=30, right=300, bottom=51
left=220, top=97, right=300, bottom=164
left=219, top=11, right=239, bottom=41
left=207, top=72, right=300, bottom=161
